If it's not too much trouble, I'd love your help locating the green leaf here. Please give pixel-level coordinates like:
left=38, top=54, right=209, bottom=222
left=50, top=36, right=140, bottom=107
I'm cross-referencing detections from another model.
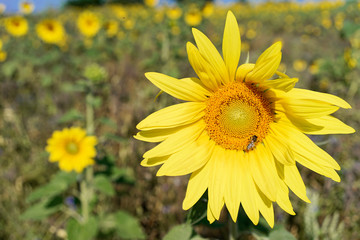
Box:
left=163, top=224, right=193, bottom=240
left=104, top=133, right=128, bottom=143
left=113, top=211, right=145, bottom=239
left=58, top=109, right=84, bottom=124
left=269, top=228, right=296, bottom=240
left=66, top=217, right=99, bottom=240
left=21, top=197, right=62, bottom=220
left=2, top=61, right=18, bottom=77
left=93, top=175, right=115, bottom=196
left=26, top=171, right=77, bottom=203
left=111, top=167, right=135, bottom=184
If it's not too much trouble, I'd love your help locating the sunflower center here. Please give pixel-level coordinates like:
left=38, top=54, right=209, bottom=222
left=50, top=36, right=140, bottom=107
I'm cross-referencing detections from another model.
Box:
left=66, top=142, right=79, bottom=155
left=204, top=81, right=273, bottom=151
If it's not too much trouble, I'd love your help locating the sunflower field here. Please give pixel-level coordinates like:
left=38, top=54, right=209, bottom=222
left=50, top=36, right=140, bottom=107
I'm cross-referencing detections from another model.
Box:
left=0, top=0, right=359, bottom=239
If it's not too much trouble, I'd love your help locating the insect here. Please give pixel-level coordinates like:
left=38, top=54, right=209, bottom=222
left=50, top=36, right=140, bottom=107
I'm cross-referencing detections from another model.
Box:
left=246, top=135, right=258, bottom=151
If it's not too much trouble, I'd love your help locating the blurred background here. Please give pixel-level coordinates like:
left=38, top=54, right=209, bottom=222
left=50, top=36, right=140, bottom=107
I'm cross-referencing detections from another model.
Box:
left=0, top=0, right=359, bottom=239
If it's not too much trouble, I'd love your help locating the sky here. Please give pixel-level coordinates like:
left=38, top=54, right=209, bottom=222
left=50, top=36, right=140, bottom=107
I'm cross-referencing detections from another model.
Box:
left=1, top=0, right=237, bottom=12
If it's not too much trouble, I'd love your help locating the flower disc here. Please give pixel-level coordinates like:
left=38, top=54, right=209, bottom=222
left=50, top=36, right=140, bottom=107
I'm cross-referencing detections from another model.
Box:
left=204, top=81, right=273, bottom=151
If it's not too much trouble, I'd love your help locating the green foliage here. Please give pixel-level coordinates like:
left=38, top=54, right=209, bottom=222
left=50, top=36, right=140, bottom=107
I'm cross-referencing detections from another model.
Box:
left=163, top=223, right=193, bottom=240
left=269, top=227, right=297, bottom=240
left=94, top=175, right=115, bottom=196
left=26, top=171, right=77, bottom=203
left=100, top=211, right=145, bottom=239
left=66, top=217, right=99, bottom=240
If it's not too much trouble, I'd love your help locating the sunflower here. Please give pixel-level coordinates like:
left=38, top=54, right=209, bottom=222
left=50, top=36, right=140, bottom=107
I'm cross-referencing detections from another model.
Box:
left=77, top=11, right=100, bottom=38
left=135, top=11, right=354, bottom=226
left=4, top=16, right=28, bottom=37
left=103, top=20, right=118, bottom=37
left=46, top=127, right=97, bottom=173
left=36, top=19, right=66, bottom=45
left=184, top=7, right=202, bottom=27
left=144, top=0, right=159, bottom=8
left=19, top=0, right=34, bottom=14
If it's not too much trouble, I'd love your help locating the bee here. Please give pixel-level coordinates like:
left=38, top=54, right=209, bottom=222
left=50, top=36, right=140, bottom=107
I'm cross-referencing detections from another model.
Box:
left=246, top=135, right=258, bottom=151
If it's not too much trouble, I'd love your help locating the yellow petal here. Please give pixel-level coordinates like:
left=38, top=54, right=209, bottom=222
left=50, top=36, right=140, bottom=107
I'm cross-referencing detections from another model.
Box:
left=192, top=28, right=229, bottom=84
left=248, top=144, right=279, bottom=202
left=144, top=120, right=205, bottom=159
left=256, top=41, right=282, bottom=64
left=264, top=131, right=295, bottom=166
left=283, top=164, right=310, bottom=203
left=278, top=98, right=340, bottom=119
left=156, top=132, right=215, bottom=176
left=141, top=155, right=169, bottom=167
left=187, top=42, right=220, bottom=90
left=222, top=11, right=240, bottom=82
left=302, top=116, right=355, bottom=135
left=224, top=150, right=240, bottom=222
left=207, top=201, right=216, bottom=223
left=183, top=161, right=211, bottom=210
left=246, top=42, right=282, bottom=83
left=260, top=77, right=298, bottom=92
left=295, top=152, right=341, bottom=182
left=236, top=63, right=255, bottom=82
left=256, top=188, right=274, bottom=228
left=208, top=145, right=226, bottom=220
left=285, top=88, right=352, bottom=109
left=145, top=72, right=210, bottom=102
left=276, top=180, right=296, bottom=215
left=274, top=123, right=340, bottom=170
left=134, top=125, right=187, bottom=143
left=136, top=102, right=205, bottom=130
left=239, top=152, right=259, bottom=225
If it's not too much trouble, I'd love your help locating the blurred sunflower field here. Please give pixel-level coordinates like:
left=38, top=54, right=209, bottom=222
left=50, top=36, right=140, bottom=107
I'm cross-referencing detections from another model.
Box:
left=0, top=0, right=359, bottom=239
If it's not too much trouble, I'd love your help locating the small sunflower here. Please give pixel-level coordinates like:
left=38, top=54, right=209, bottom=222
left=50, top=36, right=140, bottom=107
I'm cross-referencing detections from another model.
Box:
left=77, top=11, right=100, bottom=38
left=184, top=7, right=202, bottom=27
left=19, top=0, right=34, bottom=14
left=46, top=127, right=97, bottom=173
left=103, top=20, right=118, bottom=37
left=136, top=11, right=354, bottom=226
left=144, top=0, right=159, bottom=8
left=36, top=19, right=66, bottom=45
left=4, top=16, right=28, bottom=37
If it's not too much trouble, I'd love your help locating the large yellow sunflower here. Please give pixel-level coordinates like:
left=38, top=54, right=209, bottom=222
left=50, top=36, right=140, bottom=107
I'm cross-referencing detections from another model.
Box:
left=135, top=11, right=354, bottom=227
left=46, top=127, right=97, bottom=173
left=36, top=19, right=66, bottom=45
left=4, top=16, right=28, bottom=37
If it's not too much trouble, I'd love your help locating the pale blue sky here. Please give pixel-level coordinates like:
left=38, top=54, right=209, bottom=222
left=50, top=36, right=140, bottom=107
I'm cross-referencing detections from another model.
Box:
left=1, top=0, right=240, bottom=12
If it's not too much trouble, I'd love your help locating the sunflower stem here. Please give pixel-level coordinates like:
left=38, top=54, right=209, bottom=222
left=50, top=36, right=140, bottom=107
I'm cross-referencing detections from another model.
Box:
left=80, top=91, right=95, bottom=224
left=228, top=215, right=238, bottom=240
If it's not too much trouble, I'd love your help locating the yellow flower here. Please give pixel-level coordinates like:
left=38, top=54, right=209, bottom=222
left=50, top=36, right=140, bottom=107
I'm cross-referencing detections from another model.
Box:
left=0, top=50, right=7, bottom=62
left=77, top=11, right=100, bottom=38
left=202, top=2, right=214, bottom=18
left=166, top=7, right=182, bottom=20
left=104, top=20, right=118, bottom=37
left=184, top=8, right=202, bottom=26
left=136, top=11, right=354, bottom=227
left=19, top=0, right=34, bottom=14
left=46, top=127, right=97, bottom=173
left=144, top=0, right=159, bottom=8
left=36, top=19, right=66, bottom=45
left=293, top=59, right=307, bottom=72
left=4, top=16, right=28, bottom=37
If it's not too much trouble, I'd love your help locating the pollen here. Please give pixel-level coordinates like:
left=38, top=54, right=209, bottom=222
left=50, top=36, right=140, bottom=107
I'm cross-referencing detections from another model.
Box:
left=204, top=81, right=274, bottom=151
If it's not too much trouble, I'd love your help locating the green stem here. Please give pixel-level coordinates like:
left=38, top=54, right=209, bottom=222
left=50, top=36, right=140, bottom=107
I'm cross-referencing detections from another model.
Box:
left=86, top=93, right=95, bottom=135
left=80, top=91, right=95, bottom=223
left=229, top=215, right=238, bottom=240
